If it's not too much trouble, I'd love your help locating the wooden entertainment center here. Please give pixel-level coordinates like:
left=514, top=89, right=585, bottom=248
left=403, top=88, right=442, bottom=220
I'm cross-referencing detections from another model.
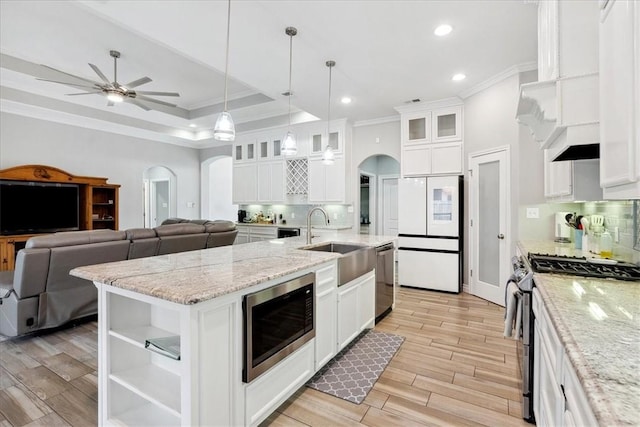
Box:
left=0, top=164, right=120, bottom=271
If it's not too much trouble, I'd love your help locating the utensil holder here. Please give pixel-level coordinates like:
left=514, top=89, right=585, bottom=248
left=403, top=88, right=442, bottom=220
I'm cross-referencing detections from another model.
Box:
left=574, top=230, right=583, bottom=249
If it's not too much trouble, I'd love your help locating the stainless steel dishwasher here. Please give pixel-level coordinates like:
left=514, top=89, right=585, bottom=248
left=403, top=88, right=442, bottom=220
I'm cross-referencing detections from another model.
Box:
left=375, top=243, right=395, bottom=322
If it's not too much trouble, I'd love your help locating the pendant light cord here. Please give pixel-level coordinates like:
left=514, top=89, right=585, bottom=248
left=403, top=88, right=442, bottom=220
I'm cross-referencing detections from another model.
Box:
left=327, top=62, right=332, bottom=137
left=223, top=0, right=231, bottom=112
left=288, top=31, right=293, bottom=126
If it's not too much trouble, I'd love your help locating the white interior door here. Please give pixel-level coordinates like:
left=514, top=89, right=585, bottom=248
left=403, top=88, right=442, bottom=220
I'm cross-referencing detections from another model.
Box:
left=380, top=176, right=398, bottom=236
left=469, top=147, right=510, bottom=306
left=151, top=179, right=170, bottom=227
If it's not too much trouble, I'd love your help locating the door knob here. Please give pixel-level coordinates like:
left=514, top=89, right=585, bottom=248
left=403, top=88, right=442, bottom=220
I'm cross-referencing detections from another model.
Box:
left=497, top=234, right=505, bottom=239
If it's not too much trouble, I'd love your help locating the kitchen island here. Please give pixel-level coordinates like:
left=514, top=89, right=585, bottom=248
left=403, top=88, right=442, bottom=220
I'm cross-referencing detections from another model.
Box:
left=71, top=234, right=396, bottom=427
left=518, top=240, right=640, bottom=426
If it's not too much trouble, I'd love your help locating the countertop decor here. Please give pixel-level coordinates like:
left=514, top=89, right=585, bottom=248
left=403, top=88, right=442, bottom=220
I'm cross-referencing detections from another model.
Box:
left=519, top=240, right=640, bottom=426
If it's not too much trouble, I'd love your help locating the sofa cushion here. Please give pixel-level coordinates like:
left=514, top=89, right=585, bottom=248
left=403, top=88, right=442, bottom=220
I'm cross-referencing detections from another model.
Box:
left=204, top=220, right=236, bottom=233
left=155, top=223, right=205, bottom=236
left=126, top=228, right=157, bottom=240
left=161, top=218, right=189, bottom=225
left=0, top=271, right=14, bottom=298
left=12, top=248, right=51, bottom=299
left=206, top=230, right=238, bottom=248
left=26, top=230, right=126, bottom=248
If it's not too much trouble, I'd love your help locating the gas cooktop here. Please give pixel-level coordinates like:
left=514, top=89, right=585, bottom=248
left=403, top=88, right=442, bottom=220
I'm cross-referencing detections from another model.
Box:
left=528, top=253, right=640, bottom=281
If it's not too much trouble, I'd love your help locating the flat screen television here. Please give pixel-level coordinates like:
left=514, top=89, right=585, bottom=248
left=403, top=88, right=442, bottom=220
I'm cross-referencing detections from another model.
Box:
left=0, top=180, right=80, bottom=235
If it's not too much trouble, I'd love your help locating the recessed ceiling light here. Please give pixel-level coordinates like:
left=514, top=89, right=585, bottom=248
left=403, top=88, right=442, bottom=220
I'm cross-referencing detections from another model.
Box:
left=340, top=96, right=352, bottom=104
left=434, top=24, right=452, bottom=37
left=452, top=73, right=466, bottom=81
left=189, top=124, right=197, bottom=128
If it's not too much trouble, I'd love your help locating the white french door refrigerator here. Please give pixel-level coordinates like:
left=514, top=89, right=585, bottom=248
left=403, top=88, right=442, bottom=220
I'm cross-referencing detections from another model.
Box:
left=397, top=175, right=463, bottom=292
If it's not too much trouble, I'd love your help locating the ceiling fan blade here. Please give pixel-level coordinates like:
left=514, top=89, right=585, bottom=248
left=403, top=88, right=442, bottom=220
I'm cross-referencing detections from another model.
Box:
left=89, top=63, right=111, bottom=85
left=126, top=98, right=152, bottom=111
left=125, top=76, right=152, bottom=88
left=37, top=78, right=100, bottom=89
left=135, top=91, right=180, bottom=97
left=66, top=91, right=103, bottom=96
left=41, top=64, right=103, bottom=86
left=135, top=95, right=177, bottom=108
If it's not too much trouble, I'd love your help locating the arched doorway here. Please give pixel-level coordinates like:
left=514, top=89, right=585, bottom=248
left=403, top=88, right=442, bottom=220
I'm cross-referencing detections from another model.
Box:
left=201, top=155, right=237, bottom=221
left=143, top=166, right=177, bottom=227
left=357, top=155, right=400, bottom=235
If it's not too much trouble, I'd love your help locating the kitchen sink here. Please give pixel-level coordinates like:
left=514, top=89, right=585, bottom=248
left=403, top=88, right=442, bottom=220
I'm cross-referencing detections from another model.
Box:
left=301, top=242, right=367, bottom=254
left=300, top=242, right=375, bottom=286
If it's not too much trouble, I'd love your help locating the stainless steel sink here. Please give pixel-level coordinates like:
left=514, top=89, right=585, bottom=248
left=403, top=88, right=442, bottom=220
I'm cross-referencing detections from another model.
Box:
left=301, top=242, right=375, bottom=286
left=302, top=242, right=366, bottom=255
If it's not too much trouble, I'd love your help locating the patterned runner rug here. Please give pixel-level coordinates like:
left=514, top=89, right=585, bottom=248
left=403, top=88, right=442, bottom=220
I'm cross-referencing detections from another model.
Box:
left=306, top=329, right=404, bottom=404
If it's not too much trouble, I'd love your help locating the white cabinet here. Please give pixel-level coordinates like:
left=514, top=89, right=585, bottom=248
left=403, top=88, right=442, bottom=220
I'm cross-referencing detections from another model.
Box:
left=533, top=287, right=597, bottom=427
left=337, top=270, right=375, bottom=352
left=314, top=262, right=337, bottom=370
left=432, top=106, right=462, bottom=143
left=537, top=0, right=559, bottom=81
left=309, top=125, right=343, bottom=156
left=234, top=141, right=256, bottom=163
left=232, top=163, right=257, bottom=204
left=402, top=141, right=462, bottom=176
left=235, top=225, right=249, bottom=245
left=257, top=137, right=283, bottom=160
left=599, top=0, right=640, bottom=199
left=248, top=226, right=277, bottom=242
left=396, top=99, right=464, bottom=177
left=543, top=150, right=602, bottom=201
left=99, top=287, right=240, bottom=426
left=257, top=161, right=284, bottom=203
left=308, top=156, right=347, bottom=203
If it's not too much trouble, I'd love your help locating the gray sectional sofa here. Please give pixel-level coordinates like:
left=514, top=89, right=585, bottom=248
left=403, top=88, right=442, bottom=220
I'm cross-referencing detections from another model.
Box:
left=0, top=220, right=237, bottom=337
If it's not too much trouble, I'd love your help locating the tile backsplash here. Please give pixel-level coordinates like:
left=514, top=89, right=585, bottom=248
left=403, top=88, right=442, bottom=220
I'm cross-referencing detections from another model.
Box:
left=519, top=200, right=638, bottom=252
left=239, top=204, right=353, bottom=227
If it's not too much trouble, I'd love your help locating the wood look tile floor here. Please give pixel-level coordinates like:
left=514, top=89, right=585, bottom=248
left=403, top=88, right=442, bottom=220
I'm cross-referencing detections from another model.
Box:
left=0, top=288, right=529, bottom=427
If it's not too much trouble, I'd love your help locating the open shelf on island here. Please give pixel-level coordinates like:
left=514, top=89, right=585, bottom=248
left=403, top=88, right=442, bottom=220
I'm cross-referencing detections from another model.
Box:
left=110, top=364, right=181, bottom=416
left=109, top=381, right=181, bottom=426
left=110, top=325, right=176, bottom=349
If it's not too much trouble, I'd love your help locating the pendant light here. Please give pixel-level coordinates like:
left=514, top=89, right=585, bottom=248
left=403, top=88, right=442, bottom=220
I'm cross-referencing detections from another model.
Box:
left=213, top=0, right=235, bottom=141
left=322, top=60, right=336, bottom=165
left=281, top=27, right=298, bottom=156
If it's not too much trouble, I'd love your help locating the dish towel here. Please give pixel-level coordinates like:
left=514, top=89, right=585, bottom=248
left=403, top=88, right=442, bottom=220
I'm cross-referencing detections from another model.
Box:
left=504, top=278, right=522, bottom=339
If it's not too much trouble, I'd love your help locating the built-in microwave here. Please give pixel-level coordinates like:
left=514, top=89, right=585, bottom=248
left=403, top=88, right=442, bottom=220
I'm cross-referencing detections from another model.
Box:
left=243, top=272, right=315, bottom=383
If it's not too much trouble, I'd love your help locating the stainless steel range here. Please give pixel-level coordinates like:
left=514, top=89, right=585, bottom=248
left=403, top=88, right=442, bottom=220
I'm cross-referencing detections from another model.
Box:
left=528, top=253, right=640, bottom=281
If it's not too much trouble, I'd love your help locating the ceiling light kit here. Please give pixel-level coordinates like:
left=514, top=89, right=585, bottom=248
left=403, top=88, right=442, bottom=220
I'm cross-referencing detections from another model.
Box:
left=322, top=60, right=336, bottom=165
left=434, top=24, right=452, bottom=36
left=340, top=96, right=352, bottom=104
left=452, top=73, right=466, bottom=81
left=281, top=26, right=298, bottom=156
left=38, top=50, right=180, bottom=111
left=213, top=0, right=235, bottom=141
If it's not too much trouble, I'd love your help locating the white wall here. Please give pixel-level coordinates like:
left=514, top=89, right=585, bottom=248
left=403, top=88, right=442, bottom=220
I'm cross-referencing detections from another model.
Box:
left=0, top=112, right=201, bottom=230
left=201, top=156, right=237, bottom=221
left=462, top=70, right=539, bottom=287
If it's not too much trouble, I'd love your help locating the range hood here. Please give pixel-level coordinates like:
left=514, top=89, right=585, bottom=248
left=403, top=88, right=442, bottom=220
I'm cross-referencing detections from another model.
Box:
left=516, top=73, right=599, bottom=162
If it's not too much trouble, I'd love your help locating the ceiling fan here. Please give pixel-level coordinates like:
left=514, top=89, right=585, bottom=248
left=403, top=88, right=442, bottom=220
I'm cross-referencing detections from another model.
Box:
left=38, top=50, right=180, bottom=111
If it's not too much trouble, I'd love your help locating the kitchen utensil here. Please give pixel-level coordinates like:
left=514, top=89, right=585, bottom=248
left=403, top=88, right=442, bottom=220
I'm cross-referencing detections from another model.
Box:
left=580, top=217, right=589, bottom=234
left=591, top=215, right=604, bottom=229
left=565, top=213, right=575, bottom=227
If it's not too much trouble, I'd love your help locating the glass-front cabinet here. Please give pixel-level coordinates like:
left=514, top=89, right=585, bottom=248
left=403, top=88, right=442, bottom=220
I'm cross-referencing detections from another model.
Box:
left=402, top=111, right=431, bottom=145
left=233, top=141, right=256, bottom=162
left=257, top=138, right=283, bottom=160
left=309, top=121, right=344, bottom=156
left=432, top=106, right=462, bottom=142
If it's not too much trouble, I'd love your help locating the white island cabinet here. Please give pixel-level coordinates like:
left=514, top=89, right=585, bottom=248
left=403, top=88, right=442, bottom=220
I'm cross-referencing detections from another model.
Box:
left=74, top=234, right=397, bottom=427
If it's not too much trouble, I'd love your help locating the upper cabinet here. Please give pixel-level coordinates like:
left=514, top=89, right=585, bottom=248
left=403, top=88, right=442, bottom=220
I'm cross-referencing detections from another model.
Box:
left=231, top=120, right=352, bottom=205
left=432, top=106, right=462, bottom=143
left=396, top=98, right=464, bottom=177
left=517, top=0, right=601, bottom=161
left=599, top=0, right=640, bottom=199
left=543, top=150, right=602, bottom=202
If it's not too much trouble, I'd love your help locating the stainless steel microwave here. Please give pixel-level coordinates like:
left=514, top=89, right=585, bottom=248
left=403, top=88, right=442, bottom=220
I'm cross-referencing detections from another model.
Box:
left=242, top=272, right=315, bottom=383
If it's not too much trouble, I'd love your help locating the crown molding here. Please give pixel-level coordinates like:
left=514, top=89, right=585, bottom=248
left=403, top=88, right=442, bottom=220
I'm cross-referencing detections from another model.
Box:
left=458, top=61, right=538, bottom=99
left=353, top=115, right=399, bottom=128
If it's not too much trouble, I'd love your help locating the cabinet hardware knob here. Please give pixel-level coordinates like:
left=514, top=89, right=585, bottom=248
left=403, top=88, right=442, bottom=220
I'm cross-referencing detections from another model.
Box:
left=497, top=234, right=505, bottom=239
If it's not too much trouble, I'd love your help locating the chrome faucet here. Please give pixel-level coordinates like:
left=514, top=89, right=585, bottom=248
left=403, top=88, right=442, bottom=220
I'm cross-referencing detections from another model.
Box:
left=306, top=207, right=329, bottom=244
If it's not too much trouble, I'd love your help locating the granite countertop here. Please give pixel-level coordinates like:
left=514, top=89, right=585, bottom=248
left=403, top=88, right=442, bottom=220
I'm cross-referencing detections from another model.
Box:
left=70, top=234, right=396, bottom=306
left=236, top=222, right=352, bottom=231
left=518, top=240, right=640, bottom=426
